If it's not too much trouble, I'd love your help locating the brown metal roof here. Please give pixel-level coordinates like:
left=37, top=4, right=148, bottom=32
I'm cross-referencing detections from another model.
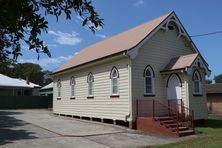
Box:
left=162, top=53, right=198, bottom=72
left=55, top=12, right=172, bottom=73
left=206, top=83, right=222, bottom=94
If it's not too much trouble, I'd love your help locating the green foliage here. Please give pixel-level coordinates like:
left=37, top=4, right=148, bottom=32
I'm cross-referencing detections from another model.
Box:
left=0, top=0, right=103, bottom=62
left=0, top=62, right=52, bottom=86
left=214, top=74, right=222, bottom=83
left=156, top=115, right=222, bottom=148
left=206, top=79, right=212, bottom=84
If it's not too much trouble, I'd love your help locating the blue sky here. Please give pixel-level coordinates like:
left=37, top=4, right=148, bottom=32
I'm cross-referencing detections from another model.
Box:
left=18, top=0, right=222, bottom=79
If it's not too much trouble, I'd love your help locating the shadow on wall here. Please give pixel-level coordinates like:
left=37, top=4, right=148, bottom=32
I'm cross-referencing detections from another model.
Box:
left=0, top=111, right=37, bottom=146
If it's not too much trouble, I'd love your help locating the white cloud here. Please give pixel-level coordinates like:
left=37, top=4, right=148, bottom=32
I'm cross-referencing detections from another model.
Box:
left=48, top=30, right=82, bottom=45
left=95, top=34, right=106, bottom=39
left=19, top=56, right=72, bottom=70
left=134, top=0, right=145, bottom=7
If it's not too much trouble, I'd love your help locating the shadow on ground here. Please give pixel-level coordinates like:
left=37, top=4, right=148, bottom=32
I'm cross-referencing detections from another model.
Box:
left=0, top=110, right=37, bottom=145
left=196, top=115, right=222, bottom=129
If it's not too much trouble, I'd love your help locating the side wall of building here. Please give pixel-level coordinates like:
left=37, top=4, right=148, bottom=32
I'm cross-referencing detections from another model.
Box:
left=53, top=56, right=130, bottom=121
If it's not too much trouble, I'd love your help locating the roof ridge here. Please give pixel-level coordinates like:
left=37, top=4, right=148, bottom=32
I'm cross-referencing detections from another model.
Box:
left=54, top=12, right=173, bottom=73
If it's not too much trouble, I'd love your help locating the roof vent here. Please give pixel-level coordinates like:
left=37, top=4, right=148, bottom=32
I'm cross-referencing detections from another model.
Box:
left=168, top=25, right=174, bottom=30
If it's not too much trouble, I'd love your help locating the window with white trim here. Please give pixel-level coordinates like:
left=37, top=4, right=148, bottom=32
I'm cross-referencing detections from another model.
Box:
left=193, top=70, right=202, bottom=94
left=110, top=67, right=119, bottom=95
left=57, top=79, right=61, bottom=98
left=87, top=73, right=94, bottom=96
left=144, top=66, right=155, bottom=95
left=70, top=76, right=75, bottom=98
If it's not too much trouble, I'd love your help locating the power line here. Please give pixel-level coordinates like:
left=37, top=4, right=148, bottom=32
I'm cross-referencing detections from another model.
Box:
left=190, top=30, right=222, bottom=37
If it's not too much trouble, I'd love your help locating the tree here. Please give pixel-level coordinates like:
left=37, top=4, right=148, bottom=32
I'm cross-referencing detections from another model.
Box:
left=0, top=0, right=103, bottom=62
left=206, top=79, right=212, bottom=84
left=14, top=63, right=45, bottom=85
left=214, top=74, right=222, bottom=83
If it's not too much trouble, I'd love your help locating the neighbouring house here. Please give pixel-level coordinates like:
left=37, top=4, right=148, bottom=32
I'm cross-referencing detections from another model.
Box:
left=40, top=82, right=53, bottom=97
left=206, top=83, right=222, bottom=114
left=0, top=74, right=41, bottom=96
left=40, top=82, right=53, bottom=108
left=51, top=12, right=211, bottom=136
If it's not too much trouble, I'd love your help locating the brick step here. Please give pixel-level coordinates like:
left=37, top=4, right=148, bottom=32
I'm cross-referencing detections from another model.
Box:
left=178, top=129, right=195, bottom=137
left=160, top=120, right=176, bottom=124
left=154, top=116, right=176, bottom=121
left=171, top=126, right=189, bottom=132
left=165, top=123, right=182, bottom=128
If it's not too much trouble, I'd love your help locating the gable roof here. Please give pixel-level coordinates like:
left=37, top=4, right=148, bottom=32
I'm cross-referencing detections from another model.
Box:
left=206, top=83, right=222, bottom=94
left=161, top=53, right=198, bottom=72
left=41, top=82, right=53, bottom=90
left=0, top=74, right=41, bottom=88
left=54, top=12, right=173, bottom=74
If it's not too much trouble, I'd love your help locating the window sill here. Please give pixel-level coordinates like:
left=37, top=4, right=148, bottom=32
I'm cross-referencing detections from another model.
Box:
left=144, top=94, right=155, bottom=97
left=70, top=97, right=75, bottom=99
left=193, top=94, right=203, bottom=96
left=87, top=96, right=94, bottom=99
left=57, top=97, right=61, bottom=100
left=110, top=95, right=120, bottom=98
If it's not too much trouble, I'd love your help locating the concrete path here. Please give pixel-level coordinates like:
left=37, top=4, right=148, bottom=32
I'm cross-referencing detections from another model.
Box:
left=0, top=110, right=194, bottom=148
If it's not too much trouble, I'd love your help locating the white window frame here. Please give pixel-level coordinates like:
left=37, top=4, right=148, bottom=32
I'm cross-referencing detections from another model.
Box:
left=193, top=70, right=202, bottom=95
left=144, top=66, right=155, bottom=95
left=87, top=73, right=94, bottom=97
left=110, top=67, right=119, bottom=96
left=70, top=76, right=75, bottom=98
left=57, top=79, right=61, bottom=98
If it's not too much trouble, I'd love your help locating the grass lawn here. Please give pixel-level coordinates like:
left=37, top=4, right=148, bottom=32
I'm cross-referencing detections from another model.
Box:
left=157, top=115, right=222, bottom=148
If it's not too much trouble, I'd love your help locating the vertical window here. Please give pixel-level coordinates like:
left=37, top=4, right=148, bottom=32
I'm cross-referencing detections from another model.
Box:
left=70, top=76, right=75, bottom=98
left=193, top=70, right=202, bottom=94
left=57, top=79, right=61, bottom=98
left=144, top=65, right=155, bottom=95
left=110, top=67, right=119, bottom=96
left=87, top=73, right=94, bottom=97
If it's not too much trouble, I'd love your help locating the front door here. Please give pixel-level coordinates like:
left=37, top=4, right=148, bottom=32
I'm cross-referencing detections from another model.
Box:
left=167, top=74, right=182, bottom=100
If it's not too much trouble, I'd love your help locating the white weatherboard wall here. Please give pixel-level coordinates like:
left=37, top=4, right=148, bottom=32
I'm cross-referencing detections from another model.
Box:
left=188, top=68, right=208, bottom=119
left=131, top=28, right=196, bottom=121
left=53, top=56, right=130, bottom=121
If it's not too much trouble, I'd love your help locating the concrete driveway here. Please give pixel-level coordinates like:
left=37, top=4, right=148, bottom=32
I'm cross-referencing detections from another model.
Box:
left=0, top=110, right=193, bottom=148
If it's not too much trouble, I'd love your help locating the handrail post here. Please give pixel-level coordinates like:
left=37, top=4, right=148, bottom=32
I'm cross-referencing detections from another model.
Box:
left=168, top=100, right=170, bottom=116
left=153, top=99, right=155, bottom=118
left=177, top=111, right=179, bottom=136
left=136, top=100, right=138, bottom=117
left=192, top=110, right=194, bottom=129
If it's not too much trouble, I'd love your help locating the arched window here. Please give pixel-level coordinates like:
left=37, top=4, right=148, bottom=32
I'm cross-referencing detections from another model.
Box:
left=70, top=76, right=75, bottom=98
left=87, top=73, right=94, bottom=97
left=110, top=67, right=119, bottom=95
left=193, top=70, right=202, bottom=94
left=144, top=65, right=155, bottom=95
left=57, top=79, right=61, bottom=98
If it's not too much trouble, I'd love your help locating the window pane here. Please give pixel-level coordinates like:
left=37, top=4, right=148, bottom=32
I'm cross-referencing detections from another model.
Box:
left=71, top=85, right=75, bottom=96
left=112, top=86, right=118, bottom=94
left=194, top=81, right=199, bottom=93
left=88, top=82, right=93, bottom=95
left=145, top=69, right=151, bottom=76
left=146, top=85, right=152, bottom=94
left=113, top=78, right=117, bottom=86
left=112, top=70, right=117, bottom=78
left=146, top=77, right=152, bottom=85
left=58, top=87, right=61, bottom=97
